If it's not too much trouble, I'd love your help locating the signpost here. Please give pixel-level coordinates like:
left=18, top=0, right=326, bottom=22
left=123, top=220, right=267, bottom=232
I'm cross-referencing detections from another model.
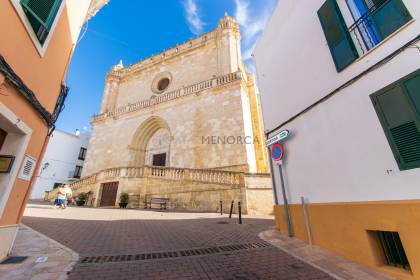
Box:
left=266, top=129, right=294, bottom=237
left=266, top=129, right=289, bottom=146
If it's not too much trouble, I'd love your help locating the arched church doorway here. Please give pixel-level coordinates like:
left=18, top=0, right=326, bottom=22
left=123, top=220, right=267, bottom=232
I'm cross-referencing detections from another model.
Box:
left=130, top=116, right=171, bottom=167
left=145, top=128, right=171, bottom=166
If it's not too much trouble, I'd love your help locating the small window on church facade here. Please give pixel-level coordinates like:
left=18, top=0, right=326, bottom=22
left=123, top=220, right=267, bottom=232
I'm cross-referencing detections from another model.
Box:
left=157, top=78, right=170, bottom=92
left=152, top=72, right=172, bottom=94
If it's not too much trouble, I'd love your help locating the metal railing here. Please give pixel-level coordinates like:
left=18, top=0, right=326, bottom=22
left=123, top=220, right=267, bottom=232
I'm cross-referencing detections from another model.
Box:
left=347, top=0, right=389, bottom=54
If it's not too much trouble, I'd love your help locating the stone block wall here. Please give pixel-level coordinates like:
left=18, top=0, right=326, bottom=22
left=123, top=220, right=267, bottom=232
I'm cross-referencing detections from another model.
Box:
left=49, top=167, right=274, bottom=215
left=244, top=174, right=274, bottom=215
left=83, top=84, right=254, bottom=176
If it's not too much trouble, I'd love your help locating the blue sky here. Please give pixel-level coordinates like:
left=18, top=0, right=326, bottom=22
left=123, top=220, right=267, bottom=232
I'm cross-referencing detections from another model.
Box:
left=56, top=0, right=277, bottom=133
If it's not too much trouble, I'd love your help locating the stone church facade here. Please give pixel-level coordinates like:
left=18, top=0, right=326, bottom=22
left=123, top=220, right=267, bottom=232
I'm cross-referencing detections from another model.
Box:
left=51, top=16, right=273, bottom=214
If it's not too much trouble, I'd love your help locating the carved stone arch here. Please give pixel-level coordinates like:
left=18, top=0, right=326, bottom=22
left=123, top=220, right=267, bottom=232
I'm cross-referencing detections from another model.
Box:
left=130, top=116, right=171, bottom=166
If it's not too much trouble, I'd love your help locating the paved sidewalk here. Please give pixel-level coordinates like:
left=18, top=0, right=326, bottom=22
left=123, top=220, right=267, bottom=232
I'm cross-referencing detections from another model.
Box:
left=259, top=229, right=395, bottom=280
left=0, top=225, right=78, bottom=280
left=16, top=203, right=395, bottom=279
left=22, top=203, right=333, bottom=280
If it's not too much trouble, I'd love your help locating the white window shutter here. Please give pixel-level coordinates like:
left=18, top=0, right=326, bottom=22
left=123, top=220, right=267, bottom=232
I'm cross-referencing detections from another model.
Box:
left=18, top=155, right=36, bottom=181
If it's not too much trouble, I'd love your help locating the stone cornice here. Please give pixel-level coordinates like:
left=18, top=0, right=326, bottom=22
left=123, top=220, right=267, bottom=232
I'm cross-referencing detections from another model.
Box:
left=105, top=16, right=240, bottom=81
left=107, top=31, right=216, bottom=81
left=93, top=71, right=242, bottom=123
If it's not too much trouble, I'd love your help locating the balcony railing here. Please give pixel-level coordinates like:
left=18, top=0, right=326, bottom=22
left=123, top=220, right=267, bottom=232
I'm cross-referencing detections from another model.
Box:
left=46, top=165, right=271, bottom=204
left=64, top=165, right=245, bottom=192
left=347, top=0, right=410, bottom=55
left=93, top=71, right=242, bottom=123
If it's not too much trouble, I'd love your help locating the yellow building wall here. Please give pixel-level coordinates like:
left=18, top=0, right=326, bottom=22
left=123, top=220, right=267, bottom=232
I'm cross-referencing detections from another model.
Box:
left=246, top=74, right=268, bottom=173
left=0, top=1, right=74, bottom=228
left=274, top=200, right=420, bottom=280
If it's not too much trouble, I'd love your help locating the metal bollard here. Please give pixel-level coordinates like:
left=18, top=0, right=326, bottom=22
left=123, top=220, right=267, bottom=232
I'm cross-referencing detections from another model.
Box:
left=220, top=200, right=223, bottom=215
left=238, top=201, right=242, bottom=224
left=229, top=200, right=234, bottom=219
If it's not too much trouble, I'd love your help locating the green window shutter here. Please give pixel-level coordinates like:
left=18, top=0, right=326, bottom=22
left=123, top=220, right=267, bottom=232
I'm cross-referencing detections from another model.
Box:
left=371, top=0, right=412, bottom=40
left=317, top=0, right=359, bottom=72
left=403, top=71, right=420, bottom=116
left=372, top=70, right=420, bottom=170
left=20, top=0, right=62, bottom=44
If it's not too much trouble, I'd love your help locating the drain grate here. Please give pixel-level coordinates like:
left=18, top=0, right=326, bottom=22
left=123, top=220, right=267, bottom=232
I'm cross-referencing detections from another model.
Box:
left=80, top=242, right=270, bottom=264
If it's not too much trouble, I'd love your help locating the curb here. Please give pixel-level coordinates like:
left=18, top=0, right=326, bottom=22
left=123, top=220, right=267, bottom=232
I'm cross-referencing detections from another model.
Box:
left=258, top=229, right=345, bottom=280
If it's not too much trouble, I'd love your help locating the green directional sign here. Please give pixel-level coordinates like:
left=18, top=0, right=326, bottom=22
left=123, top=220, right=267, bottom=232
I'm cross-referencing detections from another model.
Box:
left=266, top=130, right=289, bottom=146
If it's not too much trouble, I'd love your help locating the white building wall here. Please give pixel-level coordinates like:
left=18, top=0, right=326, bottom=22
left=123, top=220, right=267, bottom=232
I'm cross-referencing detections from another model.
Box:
left=30, top=130, right=90, bottom=199
left=65, top=0, right=93, bottom=44
left=254, top=0, right=420, bottom=131
left=254, top=0, right=420, bottom=204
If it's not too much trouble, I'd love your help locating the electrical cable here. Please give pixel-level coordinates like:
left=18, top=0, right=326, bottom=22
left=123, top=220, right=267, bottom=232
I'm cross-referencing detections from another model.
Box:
left=266, top=34, right=420, bottom=136
left=409, top=44, right=420, bottom=52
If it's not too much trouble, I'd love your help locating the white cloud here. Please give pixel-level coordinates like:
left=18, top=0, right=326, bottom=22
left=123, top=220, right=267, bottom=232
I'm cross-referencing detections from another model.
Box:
left=241, top=41, right=256, bottom=61
left=234, top=0, right=276, bottom=67
left=234, top=0, right=249, bottom=27
left=182, top=0, right=204, bottom=35
left=234, top=0, right=274, bottom=43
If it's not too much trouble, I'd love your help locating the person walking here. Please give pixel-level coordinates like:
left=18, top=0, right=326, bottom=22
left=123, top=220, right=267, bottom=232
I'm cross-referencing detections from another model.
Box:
left=54, top=185, right=66, bottom=209
left=64, top=184, right=73, bottom=208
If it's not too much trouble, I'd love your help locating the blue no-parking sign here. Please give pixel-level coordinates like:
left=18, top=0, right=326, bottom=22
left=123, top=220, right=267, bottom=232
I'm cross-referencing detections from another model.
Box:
left=271, top=143, right=284, bottom=161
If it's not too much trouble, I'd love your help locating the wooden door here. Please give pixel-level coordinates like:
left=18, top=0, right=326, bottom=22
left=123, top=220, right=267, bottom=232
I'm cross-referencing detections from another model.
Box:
left=100, top=181, right=119, bottom=207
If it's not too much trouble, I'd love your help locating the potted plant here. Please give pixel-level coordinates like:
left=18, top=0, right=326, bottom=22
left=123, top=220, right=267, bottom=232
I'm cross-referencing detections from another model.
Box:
left=119, top=192, right=129, bottom=208
left=76, top=192, right=87, bottom=206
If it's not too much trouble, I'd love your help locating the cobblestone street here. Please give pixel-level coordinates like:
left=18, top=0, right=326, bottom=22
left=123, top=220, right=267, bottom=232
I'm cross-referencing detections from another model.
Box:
left=21, top=204, right=333, bottom=280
